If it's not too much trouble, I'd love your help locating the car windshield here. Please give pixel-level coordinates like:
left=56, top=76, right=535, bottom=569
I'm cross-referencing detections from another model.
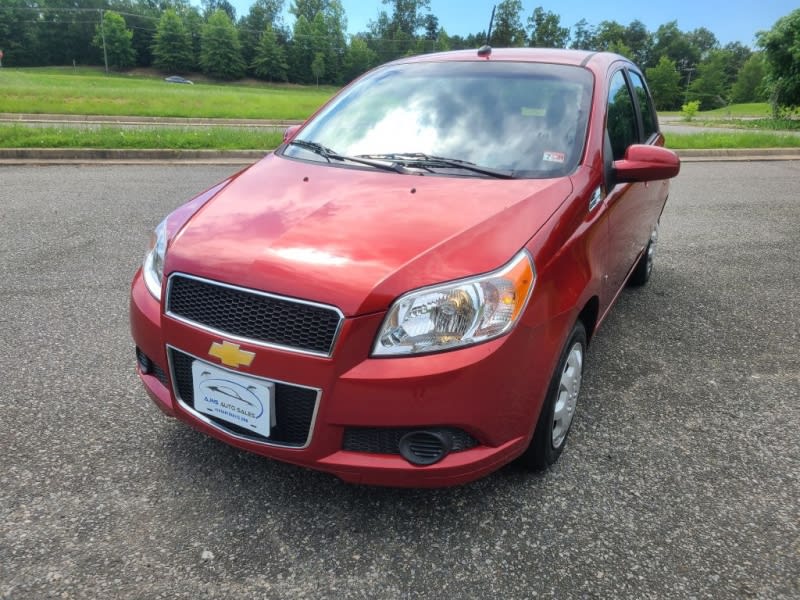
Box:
left=282, top=60, right=594, bottom=179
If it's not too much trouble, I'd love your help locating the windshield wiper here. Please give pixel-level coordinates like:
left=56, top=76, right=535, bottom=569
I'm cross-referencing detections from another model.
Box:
left=287, top=139, right=408, bottom=174
left=356, top=153, right=515, bottom=179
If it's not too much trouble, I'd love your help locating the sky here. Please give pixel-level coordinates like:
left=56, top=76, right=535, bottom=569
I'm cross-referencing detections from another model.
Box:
left=225, top=0, right=797, bottom=48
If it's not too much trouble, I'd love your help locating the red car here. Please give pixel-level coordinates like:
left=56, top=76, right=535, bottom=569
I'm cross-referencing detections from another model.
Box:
left=130, top=48, right=680, bottom=487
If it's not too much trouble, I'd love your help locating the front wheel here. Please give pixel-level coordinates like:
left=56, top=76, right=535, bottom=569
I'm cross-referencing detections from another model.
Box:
left=629, top=224, right=659, bottom=286
left=518, top=321, right=587, bottom=470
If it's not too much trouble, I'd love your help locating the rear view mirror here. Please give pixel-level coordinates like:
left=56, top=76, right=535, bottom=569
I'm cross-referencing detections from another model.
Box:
left=283, top=124, right=302, bottom=143
left=614, top=145, right=680, bottom=183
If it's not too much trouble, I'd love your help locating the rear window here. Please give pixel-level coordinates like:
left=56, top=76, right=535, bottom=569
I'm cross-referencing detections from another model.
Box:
left=283, top=61, right=594, bottom=179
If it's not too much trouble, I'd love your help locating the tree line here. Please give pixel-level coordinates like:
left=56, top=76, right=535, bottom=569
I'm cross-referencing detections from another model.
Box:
left=1, top=0, right=798, bottom=112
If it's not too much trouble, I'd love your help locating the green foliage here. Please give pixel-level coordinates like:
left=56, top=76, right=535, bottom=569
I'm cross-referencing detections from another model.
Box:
left=681, top=100, right=701, bottom=121
left=239, top=0, right=286, bottom=70
left=687, top=49, right=730, bottom=109
left=757, top=8, right=800, bottom=113
left=527, top=6, right=569, bottom=48
left=570, top=19, right=595, bottom=50
left=200, top=10, right=245, bottom=80
left=0, top=0, right=43, bottom=66
left=311, top=51, right=325, bottom=84
left=152, top=10, right=194, bottom=73
left=252, top=25, right=289, bottom=82
left=93, top=11, right=136, bottom=70
left=731, top=54, right=767, bottom=104
left=343, top=37, right=378, bottom=82
left=367, top=0, right=431, bottom=60
left=652, top=21, right=701, bottom=72
left=646, top=56, right=682, bottom=110
left=491, top=0, right=526, bottom=47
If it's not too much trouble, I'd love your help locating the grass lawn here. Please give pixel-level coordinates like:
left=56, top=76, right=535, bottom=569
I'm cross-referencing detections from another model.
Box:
left=2, top=124, right=799, bottom=152
left=0, top=124, right=283, bottom=150
left=0, top=67, right=338, bottom=120
left=659, top=103, right=772, bottom=119
left=665, top=132, right=800, bottom=149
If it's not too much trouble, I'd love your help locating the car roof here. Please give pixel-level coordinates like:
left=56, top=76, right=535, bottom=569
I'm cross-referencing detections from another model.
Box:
left=388, top=48, right=632, bottom=72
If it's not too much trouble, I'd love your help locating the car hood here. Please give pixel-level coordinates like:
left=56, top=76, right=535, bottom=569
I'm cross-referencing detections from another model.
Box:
left=166, top=154, right=572, bottom=316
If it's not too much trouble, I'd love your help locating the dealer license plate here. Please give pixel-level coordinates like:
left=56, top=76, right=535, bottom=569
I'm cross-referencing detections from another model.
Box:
left=191, top=360, right=275, bottom=438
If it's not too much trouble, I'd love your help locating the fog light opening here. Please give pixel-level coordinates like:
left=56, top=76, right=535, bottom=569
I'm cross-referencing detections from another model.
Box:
left=136, top=347, right=152, bottom=374
left=398, top=431, right=453, bottom=466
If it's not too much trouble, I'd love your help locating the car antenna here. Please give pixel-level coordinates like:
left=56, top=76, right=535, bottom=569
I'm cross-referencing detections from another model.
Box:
left=477, top=5, right=495, bottom=58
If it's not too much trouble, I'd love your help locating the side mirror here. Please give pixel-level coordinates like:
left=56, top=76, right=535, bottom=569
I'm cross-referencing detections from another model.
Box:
left=283, top=124, right=302, bottom=143
left=614, top=144, right=680, bottom=183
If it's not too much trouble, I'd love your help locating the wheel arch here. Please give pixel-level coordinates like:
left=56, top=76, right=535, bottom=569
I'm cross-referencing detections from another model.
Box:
left=577, top=295, right=600, bottom=344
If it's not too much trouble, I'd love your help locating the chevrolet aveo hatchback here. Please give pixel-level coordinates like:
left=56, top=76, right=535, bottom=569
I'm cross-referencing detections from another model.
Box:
left=130, top=48, right=680, bottom=487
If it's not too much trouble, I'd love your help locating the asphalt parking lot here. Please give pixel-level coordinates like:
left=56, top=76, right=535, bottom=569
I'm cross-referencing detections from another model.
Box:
left=1, top=161, right=798, bottom=599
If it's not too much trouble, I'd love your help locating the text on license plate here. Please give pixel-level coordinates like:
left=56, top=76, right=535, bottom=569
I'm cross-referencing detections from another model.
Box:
left=191, top=360, right=275, bottom=438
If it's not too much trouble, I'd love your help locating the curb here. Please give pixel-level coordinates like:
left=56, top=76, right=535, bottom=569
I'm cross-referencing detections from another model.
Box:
left=1, top=147, right=799, bottom=165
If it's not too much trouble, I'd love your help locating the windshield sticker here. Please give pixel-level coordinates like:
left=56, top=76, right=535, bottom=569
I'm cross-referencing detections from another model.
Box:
left=543, top=151, right=566, bottom=163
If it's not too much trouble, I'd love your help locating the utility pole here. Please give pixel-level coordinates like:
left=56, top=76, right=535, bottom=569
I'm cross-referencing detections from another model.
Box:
left=99, top=9, right=109, bottom=74
left=684, top=66, right=695, bottom=104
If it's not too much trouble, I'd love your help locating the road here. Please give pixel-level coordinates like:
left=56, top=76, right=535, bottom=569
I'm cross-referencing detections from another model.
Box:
left=1, top=162, right=798, bottom=599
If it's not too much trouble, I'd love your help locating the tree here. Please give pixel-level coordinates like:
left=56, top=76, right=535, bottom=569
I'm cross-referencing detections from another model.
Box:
left=730, top=53, right=767, bottom=104
left=152, top=9, right=193, bottom=73
left=594, top=20, right=626, bottom=51
left=311, top=51, right=325, bottom=85
left=652, top=21, right=701, bottom=73
left=238, top=0, right=284, bottom=70
left=200, top=9, right=245, bottom=79
left=491, top=0, right=526, bottom=47
left=251, top=24, right=288, bottom=81
left=646, top=56, right=682, bottom=110
left=527, top=7, right=569, bottom=48
left=93, top=11, right=136, bottom=70
left=183, top=6, right=204, bottom=70
left=289, top=14, right=315, bottom=82
left=687, top=50, right=729, bottom=109
left=757, top=8, right=800, bottom=113
left=366, top=0, right=431, bottom=59
left=570, top=19, right=595, bottom=50
left=421, top=13, right=439, bottom=40
left=202, top=0, right=236, bottom=22
left=623, top=20, right=652, bottom=66
left=0, top=0, right=43, bottom=66
left=382, top=0, right=431, bottom=38
left=687, top=27, right=718, bottom=61
left=343, top=36, right=378, bottom=82
left=287, top=0, right=346, bottom=83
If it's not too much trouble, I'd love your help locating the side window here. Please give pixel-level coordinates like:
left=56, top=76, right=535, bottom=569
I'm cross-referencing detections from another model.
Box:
left=629, top=71, right=658, bottom=141
left=606, top=71, right=638, bottom=161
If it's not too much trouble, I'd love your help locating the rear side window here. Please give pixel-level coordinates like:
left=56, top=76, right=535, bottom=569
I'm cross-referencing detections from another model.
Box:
left=629, top=71, right=658, bottom=141
left=606, top=71, right=637, bottom=161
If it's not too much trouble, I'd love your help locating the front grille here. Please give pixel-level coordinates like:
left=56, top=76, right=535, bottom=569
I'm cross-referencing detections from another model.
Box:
left=170, top=348, right=318, bottom=447
left=167, top=275, right=342, bottom=355
left=343, top=427, right=479, bottom=454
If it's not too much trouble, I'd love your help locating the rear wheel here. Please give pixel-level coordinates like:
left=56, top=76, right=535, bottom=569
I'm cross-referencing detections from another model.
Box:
left=519, top=321, right=587, bottom=469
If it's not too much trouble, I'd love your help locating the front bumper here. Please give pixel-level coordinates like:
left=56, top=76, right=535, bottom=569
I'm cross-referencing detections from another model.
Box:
left=130, top=269, right=561, bottom=487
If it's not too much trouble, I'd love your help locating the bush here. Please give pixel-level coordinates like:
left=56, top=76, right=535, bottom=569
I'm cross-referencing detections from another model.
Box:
left=681, top=100, right=701, bottom=121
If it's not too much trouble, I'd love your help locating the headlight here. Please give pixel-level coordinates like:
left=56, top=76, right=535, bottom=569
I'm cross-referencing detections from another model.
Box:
left=373, top=251, right=535, bottom=356
left=142, top=218, right=167, bottom=300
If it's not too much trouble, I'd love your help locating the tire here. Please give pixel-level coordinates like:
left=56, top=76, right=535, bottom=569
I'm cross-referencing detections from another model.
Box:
left=629, top=224, right=659, bottom=286
left=519, top=321, right=587, bottom=470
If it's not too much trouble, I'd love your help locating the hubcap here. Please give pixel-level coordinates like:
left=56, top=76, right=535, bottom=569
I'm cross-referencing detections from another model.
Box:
left=552, top=342, right=583, bottom=449
left=646, top=225, right=659, bottom=277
